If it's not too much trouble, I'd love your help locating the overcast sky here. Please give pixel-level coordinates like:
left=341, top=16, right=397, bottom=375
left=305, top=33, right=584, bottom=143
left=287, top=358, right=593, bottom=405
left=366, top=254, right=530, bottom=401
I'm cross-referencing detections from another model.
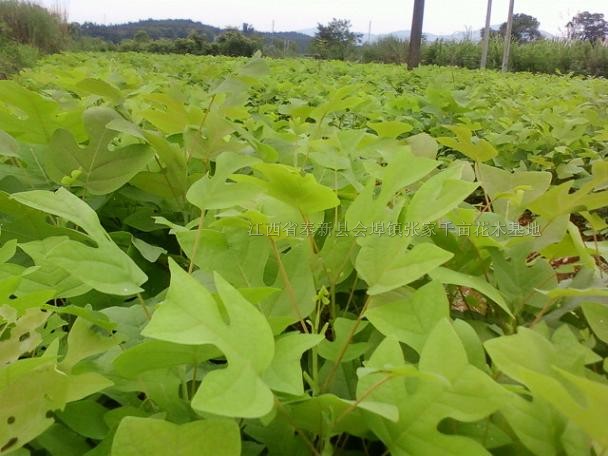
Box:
left=46, top=0, right=608, bottom=36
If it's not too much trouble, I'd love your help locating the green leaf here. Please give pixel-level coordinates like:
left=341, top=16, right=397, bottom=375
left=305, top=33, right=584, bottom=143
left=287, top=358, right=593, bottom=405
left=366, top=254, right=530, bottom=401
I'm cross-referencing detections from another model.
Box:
left=111, top=417, right=240, bottom=456
left=75, top=78, right=124, bottom=104
left=245, top=417, right=309, bottom=456
left=407, top=133, right=438, bottom=159
left=0, top=239, right=17, bottom=263
left=318, top=318, right=369, bottom=363
left=365, top=281, right=449, bottom=352
left=131, top=237, right=166, bottom=263
left=11, top=189, right=147, bottom=295
left=55, top=399, right=109, bottom=440
left=0, top=130, right=19, bottom=157
left=44, top=107, right=153, bottom=195
left=125, top=130, right=189, bottom=204
left=0, top=307, right=48, bottom=365
left=356, top=238, right=453, bottom=295
left=117, top=369, right=190, bottom=424
left=477, top=164, right=552, bottom=220
left=498, top=394, right=578, bottom=456
left=345, top=148, right=438, bottom=233
left=550, top=325, right=601, bottom=371
left=262, top=242, right=316, bottom=331
left=0, top=359, right=69, bottom=454
left=142, top=259, right=275, bottom=418
left=113, top=340, right=220, bottom=378
left=582, top=302, right=608, bottom=343
left=177, top=228, right=269, bottom=289
left=491, top=246, right=557, bottom=312
left=288, top=394, right=397, bottom=438
left=186, top=151, right=261, bottom=210
left=405, top=165, right=479, bottom=226
left=0, top=192, right=85, bottom=244
left=539, top=287, right=608, bottom=300
left=42, top=305, right=114, bottom=331
left=18, top=237, right=91, bottom=298
left=61, top=317, right=121, bottom=370
left=36, top=422, right=91, bottom=456
left=0, top=81, right=82, bottom=144
left=139, top=93, right=197, bottom=135
left=485, top=327, right=608, bottom=447
left=429, top=267, right=513, bottom=317
left=12, top=187, right=107, bottom=243
left=358, top=321, right=506, bottom=455
left=243, top=163, right=340, bottom=215
left=438, top=125, right=498, bottom=162
left=43, top=239, right=147, bottom=296
left=262, top=333, right=324, bottom=395
left=528, top=181, right=608, bottom=220
left=368, top=121, right=413, bottom=138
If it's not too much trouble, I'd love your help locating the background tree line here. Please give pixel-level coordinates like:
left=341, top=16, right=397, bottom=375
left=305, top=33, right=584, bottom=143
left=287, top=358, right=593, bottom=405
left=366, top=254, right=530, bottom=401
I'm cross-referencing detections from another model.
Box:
left=359, top=11, right=608, bottom=76
left=70, top=19, right=311, bottom=56
left=1, top=0, right=608, bottom=78
left=0, top=4, right=309, bottom=76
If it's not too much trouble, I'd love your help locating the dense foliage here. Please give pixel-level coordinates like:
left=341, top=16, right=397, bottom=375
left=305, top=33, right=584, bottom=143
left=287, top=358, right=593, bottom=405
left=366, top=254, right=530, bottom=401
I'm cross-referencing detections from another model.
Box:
left=74, top=19, right=312, bottom=55
left=0, top=0, right=67, bottom=53
left=311, top=19, right=362, bottom=60
left=0, top=33, right=38, bottom=78
left=361, top=36, right=409, bottom=65
left=498, top=13, right=542, bottom=43
left=112, top=29, right=262, bottom=58
left=0, top=0, right=68, bottom=76
left=0, top=52, right=607, bottom=455
left=567, top=12, right=608, bottom=43
left=77, top=19, right=221, bottom=43
left=360, top=37, right=608, bottom=77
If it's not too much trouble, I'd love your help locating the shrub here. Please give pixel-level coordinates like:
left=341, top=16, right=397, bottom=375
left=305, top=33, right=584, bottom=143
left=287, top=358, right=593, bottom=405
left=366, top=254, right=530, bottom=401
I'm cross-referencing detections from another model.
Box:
left=0, top=0, right=67, bottom=53
left=361, top=36, right=409, bottom=64
left=419, top=38, right=608, bottom=77
left=0, top=39, right=39, bottom=76
left=212, top=30, right=259, bottom=57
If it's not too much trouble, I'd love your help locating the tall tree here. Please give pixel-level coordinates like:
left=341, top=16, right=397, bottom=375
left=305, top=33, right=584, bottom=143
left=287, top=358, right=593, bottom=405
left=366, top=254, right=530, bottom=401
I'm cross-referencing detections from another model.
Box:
left=242, top=23, right=255, bottom=35
left=133, top=30, right=150, bottom=43
left=312, top=18, right=361, bottom=60
left=407, top=0, right=425, bottom=69
left=500, top=13, right=541, bottom=43
left=567, top=12, right=608, bottom=42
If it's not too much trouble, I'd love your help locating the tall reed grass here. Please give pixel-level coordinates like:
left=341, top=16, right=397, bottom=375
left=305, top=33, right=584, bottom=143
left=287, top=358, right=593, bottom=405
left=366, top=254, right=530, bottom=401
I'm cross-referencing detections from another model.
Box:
left=0, top=0, right=68, bottom=53
left=361, top=36, right=608, bottom=77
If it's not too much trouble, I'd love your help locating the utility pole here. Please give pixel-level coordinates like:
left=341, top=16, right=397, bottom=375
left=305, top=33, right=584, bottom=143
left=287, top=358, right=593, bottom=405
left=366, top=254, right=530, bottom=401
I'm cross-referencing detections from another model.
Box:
left=501, top=0, right=515, bottom=72
left=480, top=0, right=493, bottom=69
left=407, top=0, right=425, bottom=69
left=368, top=20, right=372, bottom=43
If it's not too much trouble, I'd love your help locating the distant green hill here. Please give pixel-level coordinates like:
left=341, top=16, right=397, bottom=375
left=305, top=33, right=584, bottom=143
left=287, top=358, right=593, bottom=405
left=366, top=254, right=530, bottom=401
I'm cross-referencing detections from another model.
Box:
left=78, top=19, right=313, bottom=53
left=79, top=19, right=221, bottom=42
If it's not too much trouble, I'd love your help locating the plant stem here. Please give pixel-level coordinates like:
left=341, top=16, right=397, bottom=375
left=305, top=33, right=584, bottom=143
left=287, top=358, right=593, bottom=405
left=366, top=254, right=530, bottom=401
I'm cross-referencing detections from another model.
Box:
left=187, top=210, right=206, bottom=274
left=190, top=365, right=197, bottom=400
left=321, top=296, right=370, bottom=392
left=275, top=400, right=320, bottom=455
left=334, top=374, right=393, bottom=425
left=137, top=293, right=151, bottom=320
left=269, top=237, right=309, bottom=333
left=529, top=298, right=557, bottom=328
